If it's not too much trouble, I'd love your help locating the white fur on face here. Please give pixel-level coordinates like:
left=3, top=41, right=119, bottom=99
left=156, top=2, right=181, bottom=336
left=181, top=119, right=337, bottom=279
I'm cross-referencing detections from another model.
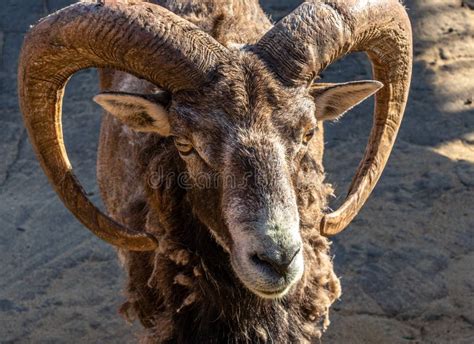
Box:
left=223, top=134, right=304, bottom=298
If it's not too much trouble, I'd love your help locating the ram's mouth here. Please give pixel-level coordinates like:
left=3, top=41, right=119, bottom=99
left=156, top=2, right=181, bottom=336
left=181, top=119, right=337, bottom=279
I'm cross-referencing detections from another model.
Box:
left=252, top=286, right=291, bottom=299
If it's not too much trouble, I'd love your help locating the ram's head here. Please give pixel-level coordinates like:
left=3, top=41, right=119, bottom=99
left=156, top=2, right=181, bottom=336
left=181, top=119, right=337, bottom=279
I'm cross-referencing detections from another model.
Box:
left=18, top=0, right=411, bottom=298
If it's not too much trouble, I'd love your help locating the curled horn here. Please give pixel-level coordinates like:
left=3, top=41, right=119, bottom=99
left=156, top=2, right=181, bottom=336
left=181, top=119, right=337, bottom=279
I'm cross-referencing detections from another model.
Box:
left=255, top=0, right=412, bottom=236
left=18, top=1, right=229, bottom=250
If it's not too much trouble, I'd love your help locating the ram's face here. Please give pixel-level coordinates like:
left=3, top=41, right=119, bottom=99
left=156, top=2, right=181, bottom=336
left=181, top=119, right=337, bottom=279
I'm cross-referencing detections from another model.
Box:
left=165, top=62, right=319, bottom=298
left=94, top=54, right=381, bottom=298
left=95, top=58, right=316, bottom=297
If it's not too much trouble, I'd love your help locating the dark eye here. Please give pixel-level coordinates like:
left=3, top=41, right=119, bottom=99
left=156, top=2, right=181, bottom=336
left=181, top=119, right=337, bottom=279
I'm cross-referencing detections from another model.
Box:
left=174, top=137, right=194, bottom=155
left=302, top=128, right=315, bottom=145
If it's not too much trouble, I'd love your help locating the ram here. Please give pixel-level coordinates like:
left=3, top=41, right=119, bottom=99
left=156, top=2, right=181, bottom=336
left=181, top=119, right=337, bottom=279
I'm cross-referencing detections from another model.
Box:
left=18, top=0, right=412, bottom=342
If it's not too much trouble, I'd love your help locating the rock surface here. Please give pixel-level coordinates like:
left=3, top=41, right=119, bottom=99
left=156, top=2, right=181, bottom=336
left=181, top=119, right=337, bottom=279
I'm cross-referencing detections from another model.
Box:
left=0, top=0, right=473, bottom=343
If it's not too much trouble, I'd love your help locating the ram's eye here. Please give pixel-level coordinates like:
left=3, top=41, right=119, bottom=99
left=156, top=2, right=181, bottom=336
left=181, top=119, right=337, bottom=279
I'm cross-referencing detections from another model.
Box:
left=302, top=128, right=315, bottom=145
left=174, top=137, right=194, bottom=155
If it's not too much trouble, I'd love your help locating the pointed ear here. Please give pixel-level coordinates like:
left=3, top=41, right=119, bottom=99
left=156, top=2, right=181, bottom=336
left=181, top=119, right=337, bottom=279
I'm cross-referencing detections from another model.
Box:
left=93, top=91, right=171, bottom=136
left=310, top=80, right=383, bottom=121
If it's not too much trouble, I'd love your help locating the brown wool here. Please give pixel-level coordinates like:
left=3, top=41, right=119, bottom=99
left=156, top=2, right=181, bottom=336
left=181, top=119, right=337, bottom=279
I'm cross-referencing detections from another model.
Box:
left=192, top=265, right=203, bottom=277
left=169, top=249, right=190, bottom=266
left=176, top=292, right=198, bottom=313
left=173, top=273, right=193, bottom=288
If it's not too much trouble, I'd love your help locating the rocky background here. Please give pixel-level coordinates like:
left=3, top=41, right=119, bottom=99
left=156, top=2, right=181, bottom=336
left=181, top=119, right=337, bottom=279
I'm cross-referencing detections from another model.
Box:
left=1, top=0, right=473, bottom=343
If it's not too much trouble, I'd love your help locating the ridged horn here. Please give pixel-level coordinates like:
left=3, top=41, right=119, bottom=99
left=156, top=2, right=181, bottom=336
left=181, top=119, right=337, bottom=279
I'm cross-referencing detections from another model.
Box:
left=18, top=1, right=229, bottom=250
left=255, top=0, right=412, bottom=236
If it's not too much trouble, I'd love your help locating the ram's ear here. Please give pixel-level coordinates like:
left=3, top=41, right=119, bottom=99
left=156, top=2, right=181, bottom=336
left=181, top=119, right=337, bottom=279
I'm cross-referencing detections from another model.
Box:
left=310, top=80, right=383, bottom=121
left=93, top=91, right=171, bottom=136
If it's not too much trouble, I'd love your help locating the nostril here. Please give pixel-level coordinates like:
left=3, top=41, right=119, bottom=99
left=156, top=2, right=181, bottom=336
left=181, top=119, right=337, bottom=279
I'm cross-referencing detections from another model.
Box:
left=251, top=248, right=301, bottom=277
left=288, top=247, right=301, bottom=265
left=251, top=253, right=275, bottom=271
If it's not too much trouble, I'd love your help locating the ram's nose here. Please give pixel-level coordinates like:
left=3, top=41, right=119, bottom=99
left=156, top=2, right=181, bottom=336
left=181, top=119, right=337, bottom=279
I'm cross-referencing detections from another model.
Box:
left=251, top=244, right=301, bottom=279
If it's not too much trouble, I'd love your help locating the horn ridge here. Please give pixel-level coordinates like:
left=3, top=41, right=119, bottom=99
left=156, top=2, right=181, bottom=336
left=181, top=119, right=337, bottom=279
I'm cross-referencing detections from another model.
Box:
left=18, top=1, right=229, bottom=250
left=255, top=0, right=412, bottom=235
